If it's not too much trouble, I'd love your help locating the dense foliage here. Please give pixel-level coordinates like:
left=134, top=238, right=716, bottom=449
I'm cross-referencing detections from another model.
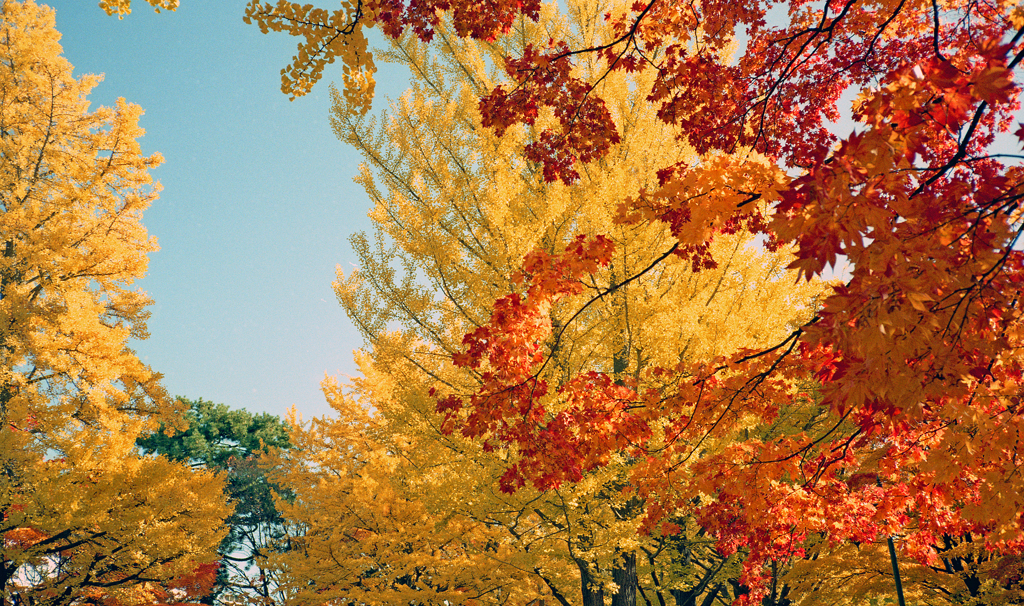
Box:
left=244, top=0, right=1024, bottom=600
left=262, top=5, right=824, bottom=605
left=0, top=2, right=229, bottom=604
left=89, top=0, right=1024, bottom=603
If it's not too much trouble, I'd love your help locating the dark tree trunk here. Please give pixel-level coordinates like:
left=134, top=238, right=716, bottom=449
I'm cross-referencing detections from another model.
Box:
left=612, top=552, right=638, bottom=606
left=578, top=559, right=605, bottom=606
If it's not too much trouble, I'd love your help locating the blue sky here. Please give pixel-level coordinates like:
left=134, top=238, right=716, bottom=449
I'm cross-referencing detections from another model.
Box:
left=48, top=1, right=409, bottom=419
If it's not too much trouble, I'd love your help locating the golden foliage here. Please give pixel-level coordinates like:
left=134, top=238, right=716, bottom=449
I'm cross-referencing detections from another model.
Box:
left=98, top=0, right=179, bottom=17
left=0, top=2, right=229, bottom=603
left=244, top=0, right=376, bottom=106
left=264, top=2, right=826, bottom=604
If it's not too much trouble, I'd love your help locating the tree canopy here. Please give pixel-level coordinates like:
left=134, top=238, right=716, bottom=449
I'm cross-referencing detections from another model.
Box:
left=262, top=5, right=825, bottom=605
left=0, top=2, right=228, bottom=603
left=242, top=0, right=1024, bottom=600
left=84, top=0, right=1024, bottom=602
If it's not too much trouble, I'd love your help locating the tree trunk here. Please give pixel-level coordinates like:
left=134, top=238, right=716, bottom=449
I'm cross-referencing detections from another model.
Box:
left=612, top=552, right=638, bottom=606
left=578, top=559, right=605, bottom=606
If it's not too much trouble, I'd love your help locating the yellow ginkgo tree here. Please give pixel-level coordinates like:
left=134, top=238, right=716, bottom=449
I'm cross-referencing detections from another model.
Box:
left=0, top=2, right=229, bottom=604
left=263, top=2, right=827, bottom=605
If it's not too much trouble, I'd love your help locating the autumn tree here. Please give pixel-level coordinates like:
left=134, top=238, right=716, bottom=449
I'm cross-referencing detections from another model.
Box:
left=237, top=0, right=1024, bottom=597
left=138, top=398, right=294, bottom=606
left=0, top=2, right=229, bottom=604
left=261, top=3, right=825, bottom=605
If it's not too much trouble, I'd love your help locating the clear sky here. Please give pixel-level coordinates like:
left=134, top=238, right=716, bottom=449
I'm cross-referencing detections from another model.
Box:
left=47, top=1, right=409, bottom=419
